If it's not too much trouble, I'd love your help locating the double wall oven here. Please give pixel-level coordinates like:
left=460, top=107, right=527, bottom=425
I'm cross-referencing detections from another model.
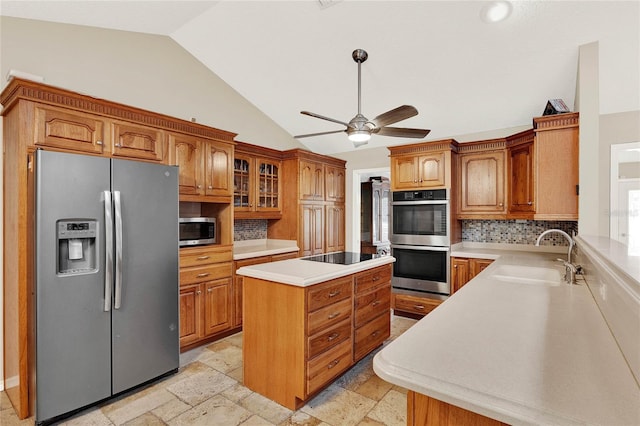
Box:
left=390, top=189, right=450, bottom=298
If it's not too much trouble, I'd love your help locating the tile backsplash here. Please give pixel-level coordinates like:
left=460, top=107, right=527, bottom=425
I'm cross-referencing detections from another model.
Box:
left=234, top=219, right=267, bottom=241
left=461, top=220, right=578, bottom=246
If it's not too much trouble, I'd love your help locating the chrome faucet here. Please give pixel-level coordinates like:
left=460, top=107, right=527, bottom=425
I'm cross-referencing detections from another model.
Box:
left=535, top=229, right=574, bottom=263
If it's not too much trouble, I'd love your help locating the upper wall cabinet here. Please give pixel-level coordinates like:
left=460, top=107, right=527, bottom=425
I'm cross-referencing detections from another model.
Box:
left=507, top=131, right=535, bottom=215
left=457, top=140, right=507, bottom=219
left=111, top=121, right=165, bottom=162
left=325, top=165, right=346, bottom=203
left=388, top=140, right=457, bottom=191
left=234, top=142, right=283, bottom=219
left=300, top=159, right=325, bottom=201
left=34, top=105, right=108, bottom=155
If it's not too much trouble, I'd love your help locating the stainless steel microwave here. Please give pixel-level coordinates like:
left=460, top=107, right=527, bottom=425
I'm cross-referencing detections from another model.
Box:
left=179, top=217, right=216, bottom=247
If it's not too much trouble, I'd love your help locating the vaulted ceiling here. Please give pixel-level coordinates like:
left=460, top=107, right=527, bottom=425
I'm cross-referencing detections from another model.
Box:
left=1, top=1, right=638, bottom=155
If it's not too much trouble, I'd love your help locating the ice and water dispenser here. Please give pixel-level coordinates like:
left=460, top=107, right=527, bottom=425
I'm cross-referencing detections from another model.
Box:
left=57, top=219, right=98, bottom=275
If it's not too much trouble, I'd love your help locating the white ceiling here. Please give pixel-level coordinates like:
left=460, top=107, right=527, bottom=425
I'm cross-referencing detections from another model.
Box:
left=1, top=1, right=638, bottom=155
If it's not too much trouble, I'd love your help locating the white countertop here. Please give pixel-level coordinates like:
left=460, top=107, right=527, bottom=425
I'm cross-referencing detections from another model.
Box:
left=373, top=249, right=640, bottom=425
left=236, top=254, right=395, bottom=287
left=233, top=239, right=299, bottom=260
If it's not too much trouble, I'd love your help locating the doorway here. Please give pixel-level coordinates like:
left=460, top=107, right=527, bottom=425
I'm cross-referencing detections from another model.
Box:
left=611, top=142, right=640, bottom=254
left=352, top=168, right=390, bottom=253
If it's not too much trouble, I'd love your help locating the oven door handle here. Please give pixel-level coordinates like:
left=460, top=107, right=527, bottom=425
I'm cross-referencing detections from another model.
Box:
left=391, top=200, right=449, bottom=205
left=391, top=244, right=450, bottom=252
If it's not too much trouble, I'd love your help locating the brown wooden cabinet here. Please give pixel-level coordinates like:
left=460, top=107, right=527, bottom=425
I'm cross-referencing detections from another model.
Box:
left=507, top=134, right=535, bottom=215
left=458, top=142, right=507, bottom=218
left=233, top=142, right=282, bottom=219
left=408, top=391, right=507, bottom=426
left=168, top=134, right=234, bottom=202
left=391, top=151, right=448, bottom=190
left=451, top=256, right=494, bottom=294
left=1, top=78, right=237, bottom=419
left=232, top=251, right=298, bottom=327
left=393, top=293, right=443, bottom=318
left=179, top=245, right=235, bottom=350
left=268, top=149, right=346, bottom=257
left=243, top=264, right=391, bottom=410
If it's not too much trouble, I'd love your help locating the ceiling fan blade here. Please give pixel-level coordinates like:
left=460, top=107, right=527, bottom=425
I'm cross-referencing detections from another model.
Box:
left=374, top=127, right=431, bottom=138
left=371, top=105, right=419, bottom=128
left=294, top=129, right=346, bottom=139
left=301, top=111, right=351, bottom=128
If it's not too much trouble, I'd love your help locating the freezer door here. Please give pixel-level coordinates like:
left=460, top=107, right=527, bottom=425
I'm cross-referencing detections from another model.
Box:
left=111, top=158, right=179, bottom=394
left=35, top=150, right=112, bottom=422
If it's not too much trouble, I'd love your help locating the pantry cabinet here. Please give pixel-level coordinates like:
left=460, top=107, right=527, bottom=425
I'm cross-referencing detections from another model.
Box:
left=457, top=140, right=507, bottom=219
left=268, top=149, right=346, bottom=257
left=233, top=142, right=282, bottom=219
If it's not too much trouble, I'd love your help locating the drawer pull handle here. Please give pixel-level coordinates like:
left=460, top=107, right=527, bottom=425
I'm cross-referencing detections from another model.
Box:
left=414, top=305, right=425, bottom=310
left=327, top=332, right=340, bottom=341
left=196, top=256, right=210, bottom=260
left=371, top=330, right=380, bottom=338
left=328, top=290, right=341, bottom=298
left=372, top=300, right=381, bottom=307
left=372, top=275, right=379, bottom=281
left=328, top=312, right=340, bottom=319
left=196, top=273, right=210, bottom=278
left=327, top=359, right=340, bottom=369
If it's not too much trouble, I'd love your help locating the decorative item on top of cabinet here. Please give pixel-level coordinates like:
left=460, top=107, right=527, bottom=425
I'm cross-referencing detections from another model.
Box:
left=233, top=142, right=283, bottom=219
left=179, top=245, right=236, bottom=351
left=451, top=256, right=494, bottom=293
left=388, top=139, right=458, bottom=191
left=457, top=139, right=507, bottom=219
left=267, top=149, right=346, bottom=257
left=393, top=293, right=442, bottom=318
left=0, top=78, right=238, bottom=420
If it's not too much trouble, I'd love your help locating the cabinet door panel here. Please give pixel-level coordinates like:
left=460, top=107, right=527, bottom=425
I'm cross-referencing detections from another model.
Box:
left=179, top=284, right=202, bottom=346
left=459, top=151, right=506, bottom=214
left=170, top=135, right=203, bottom=195
left=417, top=153, right=446, bottom=187
left=300, top=160, right=324, bottom=200
left=112, top=122, right=165, bottom=162
left=203, top=278, right=231, bottom=336
left=34, top=106, right=106, bottom=154
left=205, top=142, right=233, bottom=196
left=451, top=257, right=470, bottom=294
left=392, top=157, right=418, bottom=190
left=509, top=143, right=534, bottom=213
left=325, top=166, right=345, bottom=202
left=325, top=204, right=345, bottom=253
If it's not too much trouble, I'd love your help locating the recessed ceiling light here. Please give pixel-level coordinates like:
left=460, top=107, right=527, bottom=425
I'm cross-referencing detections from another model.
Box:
left=480, top=1, right=513, bottom=23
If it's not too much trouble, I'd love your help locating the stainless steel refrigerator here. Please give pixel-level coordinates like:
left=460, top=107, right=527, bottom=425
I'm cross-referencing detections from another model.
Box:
left=34, top=150, right=179, bottom=424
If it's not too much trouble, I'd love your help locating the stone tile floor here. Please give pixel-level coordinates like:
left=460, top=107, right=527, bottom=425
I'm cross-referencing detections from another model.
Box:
left=1, top=316, right=416, bottom=426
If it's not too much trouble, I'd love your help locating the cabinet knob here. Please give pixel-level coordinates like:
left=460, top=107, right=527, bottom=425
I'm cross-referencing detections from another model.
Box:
left=96, top=141, right=103, bottom=146
left=528, top=201, right=533, bottom=205
left=197, top=185, right=202, bottom=189
left=208, top=185, right=213, bottom=189
left=207, top=288, right=213, bottom=293
left=196, top=290, right=202, bottom=295
left=115, top=143, right=121, bottom=147
left=454, top=265, right=458, bottom=269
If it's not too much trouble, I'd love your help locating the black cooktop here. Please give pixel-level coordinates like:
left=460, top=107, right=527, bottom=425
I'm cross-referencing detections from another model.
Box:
left=302, top=251, right=381, bottom=265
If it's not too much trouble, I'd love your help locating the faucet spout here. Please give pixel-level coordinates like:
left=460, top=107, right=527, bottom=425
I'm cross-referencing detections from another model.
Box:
left=535, top=229, right=574, bottom=263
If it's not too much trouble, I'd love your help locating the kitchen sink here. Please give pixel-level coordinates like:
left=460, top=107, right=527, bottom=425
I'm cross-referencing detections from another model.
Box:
left=489, top=264, right=563, bottom=286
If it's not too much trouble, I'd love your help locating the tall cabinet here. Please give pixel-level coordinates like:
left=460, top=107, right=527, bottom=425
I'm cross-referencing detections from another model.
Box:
left=1, top=79, right=237, bottom=419
left=268, top=149, right=346, bottom=257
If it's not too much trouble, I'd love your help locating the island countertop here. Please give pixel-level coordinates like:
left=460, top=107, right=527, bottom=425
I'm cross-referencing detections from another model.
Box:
left=373, top=250, right=640, bottom=425
left=235, top=253, right=395, bottom=287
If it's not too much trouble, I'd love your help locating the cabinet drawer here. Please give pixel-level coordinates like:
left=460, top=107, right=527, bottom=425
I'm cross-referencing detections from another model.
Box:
left=354, top=312, right=390, bottom=361
left=355, top=265, right=391, bottom=294
left=180, top=262, right=233, bottom=285
left=308, top=297, right=352, bottom=336
left=307, top=319, right=351, bottom=360
left=307, top=277, right=353, bottom=312
left=393, top=294, right=442, bottom=316
left=354, top=287, right=391, bottom=328
left=307, top=338, right=352, bottom=396
left=234, top=255, right=271, bottom=269
left=180, top=248, right=233, bottom=268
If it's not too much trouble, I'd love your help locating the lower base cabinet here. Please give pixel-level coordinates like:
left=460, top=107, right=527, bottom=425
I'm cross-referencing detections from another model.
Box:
left=179, top=245, right=235, bottom=350
left=451, top=257, right=495, bottom=294
left=408, top=391, right=507, bottom=426
left=243, top=264, right=391, bottom=410
left=393, top=293, right=442, bottom=318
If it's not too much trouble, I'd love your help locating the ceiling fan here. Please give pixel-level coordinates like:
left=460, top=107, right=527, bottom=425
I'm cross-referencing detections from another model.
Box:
left=294, top=49, right=431, bottom=147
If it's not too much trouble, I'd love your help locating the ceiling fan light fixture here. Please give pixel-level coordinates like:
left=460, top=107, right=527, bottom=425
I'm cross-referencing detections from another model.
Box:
left=348, top=130, right=371, bottom=145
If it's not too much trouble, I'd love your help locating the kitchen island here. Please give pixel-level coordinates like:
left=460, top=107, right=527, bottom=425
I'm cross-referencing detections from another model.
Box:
left=236, top=252, right=395, bottom=410
left=373, top=247, right=640, bottom=425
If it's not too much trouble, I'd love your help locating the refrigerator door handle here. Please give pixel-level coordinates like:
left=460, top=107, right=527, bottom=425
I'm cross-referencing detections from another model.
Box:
left=114, top=190, right=123, bottom=310
left=103, top=191, right=113, bottom=312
